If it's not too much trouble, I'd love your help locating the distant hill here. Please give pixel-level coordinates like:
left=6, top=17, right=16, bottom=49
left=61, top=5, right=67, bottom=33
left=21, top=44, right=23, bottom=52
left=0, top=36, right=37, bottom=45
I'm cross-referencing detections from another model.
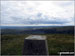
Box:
left=1, top=26, right=74, bottom=35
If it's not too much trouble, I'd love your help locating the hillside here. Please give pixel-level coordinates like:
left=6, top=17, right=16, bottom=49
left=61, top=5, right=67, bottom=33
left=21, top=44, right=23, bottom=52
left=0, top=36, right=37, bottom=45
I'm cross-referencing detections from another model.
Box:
left=1, top=26, right=74, bottom=35
left=1, top=26, right=74, bottom=55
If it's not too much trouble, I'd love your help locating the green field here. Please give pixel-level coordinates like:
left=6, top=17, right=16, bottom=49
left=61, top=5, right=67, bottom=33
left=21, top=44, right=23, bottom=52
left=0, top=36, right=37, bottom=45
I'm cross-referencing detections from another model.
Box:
left=1, top=34, right=74, bottom=55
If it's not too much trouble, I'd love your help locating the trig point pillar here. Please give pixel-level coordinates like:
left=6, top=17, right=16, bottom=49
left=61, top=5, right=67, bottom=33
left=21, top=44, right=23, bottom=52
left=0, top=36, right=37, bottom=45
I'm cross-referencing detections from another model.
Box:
left=23, top=35, right=48, bottom=55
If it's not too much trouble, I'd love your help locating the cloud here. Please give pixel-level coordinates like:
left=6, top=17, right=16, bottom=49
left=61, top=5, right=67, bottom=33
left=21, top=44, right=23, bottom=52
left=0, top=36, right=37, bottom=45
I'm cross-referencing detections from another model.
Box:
left=1, top=1, right=74, bottom=26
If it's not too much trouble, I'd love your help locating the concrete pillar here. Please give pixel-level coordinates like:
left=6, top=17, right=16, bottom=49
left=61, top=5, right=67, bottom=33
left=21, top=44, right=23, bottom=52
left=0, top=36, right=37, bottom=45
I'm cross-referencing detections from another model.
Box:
left=23, top=35, right=48, bottom=55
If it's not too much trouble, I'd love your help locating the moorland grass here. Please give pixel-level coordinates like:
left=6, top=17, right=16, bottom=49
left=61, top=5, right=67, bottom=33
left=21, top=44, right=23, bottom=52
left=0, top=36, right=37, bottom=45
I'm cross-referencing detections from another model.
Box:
left=1, top=34, right=74, bottom=55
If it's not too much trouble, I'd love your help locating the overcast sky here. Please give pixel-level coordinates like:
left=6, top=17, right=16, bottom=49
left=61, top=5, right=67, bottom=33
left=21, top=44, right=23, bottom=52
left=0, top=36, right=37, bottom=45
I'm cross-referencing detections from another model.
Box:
left=1, top=1, right=74, bottom=26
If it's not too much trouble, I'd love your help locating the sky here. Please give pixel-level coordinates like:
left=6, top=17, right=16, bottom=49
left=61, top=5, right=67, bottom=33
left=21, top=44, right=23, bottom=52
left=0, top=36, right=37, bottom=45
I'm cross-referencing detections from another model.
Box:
left=1, top=1, right=74, bottom=26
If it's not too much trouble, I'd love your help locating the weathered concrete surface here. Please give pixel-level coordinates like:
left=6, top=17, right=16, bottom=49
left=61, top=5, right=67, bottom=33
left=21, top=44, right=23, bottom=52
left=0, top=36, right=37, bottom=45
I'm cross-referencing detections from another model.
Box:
left=23, top=35, right=48, bottom=55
